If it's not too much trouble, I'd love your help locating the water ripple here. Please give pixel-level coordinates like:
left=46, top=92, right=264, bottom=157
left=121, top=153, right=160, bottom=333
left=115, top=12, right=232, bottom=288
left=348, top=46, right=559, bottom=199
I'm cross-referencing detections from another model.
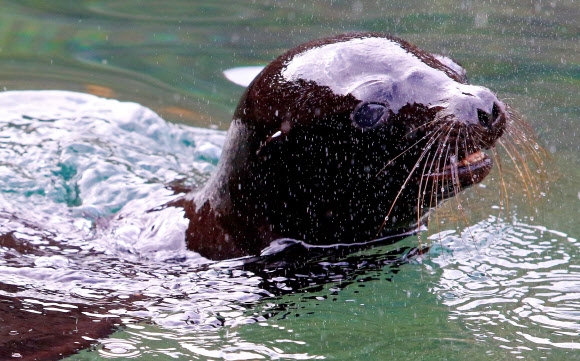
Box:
left=429, top=217, right=580, bottom=352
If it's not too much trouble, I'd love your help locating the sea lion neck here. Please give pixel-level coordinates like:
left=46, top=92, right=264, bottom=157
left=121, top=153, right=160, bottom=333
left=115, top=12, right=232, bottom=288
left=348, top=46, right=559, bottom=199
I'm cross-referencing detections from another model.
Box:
left=183, top=119, right=276, bottom=259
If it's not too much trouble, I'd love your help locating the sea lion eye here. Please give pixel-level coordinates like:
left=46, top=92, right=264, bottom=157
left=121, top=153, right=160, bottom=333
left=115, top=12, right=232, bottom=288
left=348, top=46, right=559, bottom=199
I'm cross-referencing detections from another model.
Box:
left=351, top=102, right=389, bottom=128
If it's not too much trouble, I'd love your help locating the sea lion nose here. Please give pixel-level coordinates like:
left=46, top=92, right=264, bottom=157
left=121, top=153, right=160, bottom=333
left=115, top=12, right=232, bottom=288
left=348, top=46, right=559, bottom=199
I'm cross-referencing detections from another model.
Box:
left=448, top=86, right=507, bottom=146
left=446, top=85, right=506, bottom=130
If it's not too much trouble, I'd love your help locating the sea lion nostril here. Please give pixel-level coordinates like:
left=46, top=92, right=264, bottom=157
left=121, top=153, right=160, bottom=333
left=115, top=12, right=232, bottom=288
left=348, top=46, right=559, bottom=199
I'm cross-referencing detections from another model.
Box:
left=477, top=108, right=493, bottom=128
left=492, top=102, right=501, bottom=122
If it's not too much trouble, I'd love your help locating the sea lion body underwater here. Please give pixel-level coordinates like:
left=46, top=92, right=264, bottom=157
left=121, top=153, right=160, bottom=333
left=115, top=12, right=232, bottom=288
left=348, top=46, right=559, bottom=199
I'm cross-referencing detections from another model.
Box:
left=175, top=33, right=507, bottom=260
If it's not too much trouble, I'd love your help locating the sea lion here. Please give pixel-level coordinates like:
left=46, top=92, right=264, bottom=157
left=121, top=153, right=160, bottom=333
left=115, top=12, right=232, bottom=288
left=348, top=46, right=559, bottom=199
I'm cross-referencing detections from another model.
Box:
left=0, top=33, right=525, bottom=361
left=175, top=33, right=507, bottom=260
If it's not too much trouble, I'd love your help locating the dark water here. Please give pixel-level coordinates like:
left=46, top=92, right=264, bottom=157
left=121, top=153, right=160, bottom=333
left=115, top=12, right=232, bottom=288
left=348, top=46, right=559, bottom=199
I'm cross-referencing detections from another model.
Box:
left=1, top=1, right=579, bottom=360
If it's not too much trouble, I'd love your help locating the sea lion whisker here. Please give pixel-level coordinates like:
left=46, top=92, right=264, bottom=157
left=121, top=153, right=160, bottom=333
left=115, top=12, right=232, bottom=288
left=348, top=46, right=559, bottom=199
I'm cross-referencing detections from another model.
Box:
left=404, top=118, right=444, bottom=137
left=376, top=125, right=447, bottom=236
left=431, top=134, right=455, bottom=241
left=429, top=125, right=455, bottom=208
left=500, top=134, right=547, bottom=207
left=504, top=124, right=547, bottom=169
left=496, top=138, right=538, bottom=202
left=490, top=146, right=509, bottom=220
left=419, top=130, right=451, bottom=238
left=416, top=132, right=452, bottom=246
left=432, top=125, right=455, bottom=203
left=450, top=127, right=462, bottom=191
left=416, top=130, right=448, bottom=234
left=505, top=108, right=547, bottom=162
left=416, top=151, right=435, bottom=246
left=423, top=125, right=453, bottom=197
left=375, top=127, right=445, bottom=177
left=462, top=131, right=480, bottom=181
left=500, top=110, right=549, bottom=211
left=427, top=133, right=456, bottom=257
left=447, top=130, right=480, bottom=253
left=450, top=131, right=470, bottom=220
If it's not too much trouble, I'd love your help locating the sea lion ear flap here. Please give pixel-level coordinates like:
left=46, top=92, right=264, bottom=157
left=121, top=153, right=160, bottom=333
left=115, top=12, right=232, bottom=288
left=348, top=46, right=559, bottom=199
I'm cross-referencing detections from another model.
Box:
left=433, top=54, right=468, bottom=83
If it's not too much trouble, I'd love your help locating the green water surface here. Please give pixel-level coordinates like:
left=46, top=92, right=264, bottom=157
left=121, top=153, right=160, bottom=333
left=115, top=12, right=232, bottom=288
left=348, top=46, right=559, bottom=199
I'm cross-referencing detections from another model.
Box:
left=1, top=1, right=580, bottom=360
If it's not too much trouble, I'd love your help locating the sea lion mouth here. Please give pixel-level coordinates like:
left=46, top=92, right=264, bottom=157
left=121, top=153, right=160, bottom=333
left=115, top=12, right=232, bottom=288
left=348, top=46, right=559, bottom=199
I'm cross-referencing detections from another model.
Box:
left=424, top=150, right=493, bottom=189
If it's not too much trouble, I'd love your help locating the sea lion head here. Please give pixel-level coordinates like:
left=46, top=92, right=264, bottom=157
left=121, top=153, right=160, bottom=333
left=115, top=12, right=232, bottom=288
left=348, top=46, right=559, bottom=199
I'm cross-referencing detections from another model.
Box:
left=191, top=33, right=507, bottom=258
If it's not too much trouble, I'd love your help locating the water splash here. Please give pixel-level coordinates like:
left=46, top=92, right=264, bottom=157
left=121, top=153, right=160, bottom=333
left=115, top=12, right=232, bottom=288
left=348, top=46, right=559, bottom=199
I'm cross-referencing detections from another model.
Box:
left=0, top=91, right=322, bottom=360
